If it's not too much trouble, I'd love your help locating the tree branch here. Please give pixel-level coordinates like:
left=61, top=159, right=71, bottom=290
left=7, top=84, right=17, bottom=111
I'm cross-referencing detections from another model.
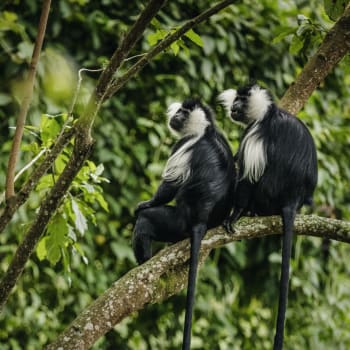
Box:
left=5, top=0, right=51, bottom=199
left=0, top=0, right=168, bottom=311
left=104, top=0, right=237, bottom=99
left=95, top=0, right=168, bottom=100
left=78, top=0, right=168, bottom=139
left=0, top=127, right=75, bottom=234
left=46, top=215, right=350, bottom=350
left=279, top=3, right=350, bottom=114
left=0, top=0, right=236, bottom=235
left=46, top=7, right=350, bottom=347
left=0, top=134, right=93, bottom=311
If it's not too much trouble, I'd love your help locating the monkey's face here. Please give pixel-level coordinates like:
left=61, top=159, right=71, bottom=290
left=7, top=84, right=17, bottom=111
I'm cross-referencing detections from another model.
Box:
left=219, top=84, right=272, bottom=125
left=230, top=94, right=249, bottom=124
left=167, top=100, right=210, bottom=137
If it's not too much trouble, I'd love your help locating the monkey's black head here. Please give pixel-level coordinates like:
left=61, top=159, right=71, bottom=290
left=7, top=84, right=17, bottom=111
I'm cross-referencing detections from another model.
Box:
left=167, top=99, right=214, bottom=137
left=218, top=84, right=273, bottom=125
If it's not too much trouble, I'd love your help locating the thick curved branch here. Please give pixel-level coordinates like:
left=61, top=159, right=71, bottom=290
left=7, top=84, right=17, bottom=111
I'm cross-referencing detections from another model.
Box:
left=0, top=0, right=234, bottom=314
left=5, top=0, right=51, bottom=199
left=46, top=215, right=350, bottom=350
left=279, top=4, right=350, bottom=114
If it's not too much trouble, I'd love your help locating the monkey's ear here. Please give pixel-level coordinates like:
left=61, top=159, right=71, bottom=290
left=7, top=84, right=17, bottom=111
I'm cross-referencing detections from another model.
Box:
left=217, top=89, right=237, bottom=116
left=167, top=102, right=182, bottom=119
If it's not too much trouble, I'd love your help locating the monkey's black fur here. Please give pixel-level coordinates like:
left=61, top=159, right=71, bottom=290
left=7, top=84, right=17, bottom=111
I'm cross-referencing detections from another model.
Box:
left=219, top=84, right=317, bottom=350
left=133, top=99, right=236, bottom=350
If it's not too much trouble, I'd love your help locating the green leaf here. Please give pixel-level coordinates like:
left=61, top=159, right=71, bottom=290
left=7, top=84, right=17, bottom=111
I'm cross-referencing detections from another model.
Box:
left=36, top=237, right=49, bottom=261
left=324, top=0, right=348, bottom=21
left=185, top=29, right=203, bottom=47
left=289, top=34, right=304, bottom=54
left=170, top=41, right=180, bottom=55
left=55, top=154, right=68, bottom=174
left=46, top=214, right=69, bottom=265
left=71, top=199, right=88, bottom=235
left=95, top=192, right=109, bottom=212
left=147, top=29, right=168, bottom=47
left=74, top=243, right=89, bottom=264
left=272, top=28, right=295, bottom=44
left=36, top=174, right=54, bottom=191
left=40, top=114, right=61, bottom=146
left=147, top=31, right=161, bottom=46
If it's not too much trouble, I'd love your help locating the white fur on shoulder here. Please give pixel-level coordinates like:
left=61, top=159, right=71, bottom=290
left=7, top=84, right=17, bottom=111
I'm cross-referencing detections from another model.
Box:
left=162, top=136, right=199, bottom=184
left=241, top=121, right=266, bottom=182
left=218, top=89, right=237, bottom=116
left=163, top=106, right=209, bottom=184
left=247, top=85, right=272, bottom=121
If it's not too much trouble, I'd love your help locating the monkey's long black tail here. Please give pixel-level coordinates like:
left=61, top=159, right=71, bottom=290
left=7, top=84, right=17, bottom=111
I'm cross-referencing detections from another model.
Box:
left=273, top=207, right=296, bottom=350
left=182, top=223, right=207, bottom=350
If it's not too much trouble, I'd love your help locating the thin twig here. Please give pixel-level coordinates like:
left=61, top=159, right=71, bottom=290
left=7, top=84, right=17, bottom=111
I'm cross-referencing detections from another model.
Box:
left=0, top=148, right=47, bottom=205
left=105, top=0, right=236, bottom=99
left=0, top=0, right=169, bottom=311
left=5, top=0, right=51, bottom=199
left=69, top=68, right=103, bottom=115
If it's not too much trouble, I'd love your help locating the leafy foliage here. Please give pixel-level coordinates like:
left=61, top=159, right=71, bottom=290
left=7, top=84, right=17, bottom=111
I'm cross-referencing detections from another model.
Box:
left=0, top=0, right=350, bottom=349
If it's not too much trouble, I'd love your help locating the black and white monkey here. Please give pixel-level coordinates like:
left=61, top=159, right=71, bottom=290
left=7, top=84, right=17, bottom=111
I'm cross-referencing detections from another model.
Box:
left=133, top=99, right=236, bottom=350
left=218, top=83, right=317, bottom=350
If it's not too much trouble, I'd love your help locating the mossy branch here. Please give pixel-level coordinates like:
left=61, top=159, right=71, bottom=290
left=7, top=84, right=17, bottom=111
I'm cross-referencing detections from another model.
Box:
left=279, top=3, right=350, bottom=114
left=46, top=215, right=350, bottom=350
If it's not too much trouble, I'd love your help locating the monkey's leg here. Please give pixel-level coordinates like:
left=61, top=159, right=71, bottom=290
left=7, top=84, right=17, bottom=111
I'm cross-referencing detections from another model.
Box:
left=223, top=179, right=253, bottom=233
left=133, top=206, right=188, bottom=265
left=182, top=222, right=207, bottom=350
left=273, top=205, right=297, bottom=350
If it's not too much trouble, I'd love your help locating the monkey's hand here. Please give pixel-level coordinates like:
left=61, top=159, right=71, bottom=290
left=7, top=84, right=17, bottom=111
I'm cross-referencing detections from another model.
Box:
left=135, top=200, right=153, bottom=216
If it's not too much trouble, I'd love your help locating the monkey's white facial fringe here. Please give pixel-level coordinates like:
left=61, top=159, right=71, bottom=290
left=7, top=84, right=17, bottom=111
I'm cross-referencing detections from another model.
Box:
left=167, top=102, right=182, bottom=137
left=162, top=136, right=199, bottom=184
left=183, top=107, right=210, bottom=137
left=167, top=102, right=182, bottom=119
left=247, top=85, right=272, bottom=121
left=241, top=122, right=266, bottom=182
left=217, top=89, right=237, bottom=117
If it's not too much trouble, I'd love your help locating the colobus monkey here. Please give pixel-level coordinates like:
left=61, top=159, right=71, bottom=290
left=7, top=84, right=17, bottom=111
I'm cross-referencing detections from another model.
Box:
left=218, top=84, right=317, bottom=350
left=133, top=99, right=236, bottom=350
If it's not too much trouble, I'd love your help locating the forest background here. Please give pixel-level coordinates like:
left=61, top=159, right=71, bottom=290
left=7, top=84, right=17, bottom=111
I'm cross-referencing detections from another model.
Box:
left=0, top=0, right=350, bottom=349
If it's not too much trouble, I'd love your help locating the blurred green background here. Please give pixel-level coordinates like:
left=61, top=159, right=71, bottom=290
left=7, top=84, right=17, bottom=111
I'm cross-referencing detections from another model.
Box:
left=0, top=0, right=350, bottom=349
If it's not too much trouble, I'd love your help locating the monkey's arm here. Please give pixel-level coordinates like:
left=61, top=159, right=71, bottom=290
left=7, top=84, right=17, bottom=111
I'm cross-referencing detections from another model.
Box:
left=135, top=181, right=179, bottom=215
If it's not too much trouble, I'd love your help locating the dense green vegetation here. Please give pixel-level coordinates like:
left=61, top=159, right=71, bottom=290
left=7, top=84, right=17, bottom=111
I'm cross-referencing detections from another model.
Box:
left=0, top=0, right=349, bottom=349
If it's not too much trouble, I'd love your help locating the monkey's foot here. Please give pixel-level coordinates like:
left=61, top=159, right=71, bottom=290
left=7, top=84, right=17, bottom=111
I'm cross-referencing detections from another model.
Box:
left=222, top=219, right=235, bottom=234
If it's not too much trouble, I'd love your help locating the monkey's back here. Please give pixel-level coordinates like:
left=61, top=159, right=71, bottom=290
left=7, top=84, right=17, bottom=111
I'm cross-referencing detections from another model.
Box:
left=246, top=108, right=318, bottom=215
left=176, top=128, right=236, bottom=227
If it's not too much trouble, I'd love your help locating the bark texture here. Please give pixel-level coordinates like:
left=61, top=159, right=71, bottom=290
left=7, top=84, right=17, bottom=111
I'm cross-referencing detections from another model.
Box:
left=46, top=215, right=350, bottom=349
left=0, top=0, right=236, bottom=315
left=279, top=4, right=350, bottom=114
